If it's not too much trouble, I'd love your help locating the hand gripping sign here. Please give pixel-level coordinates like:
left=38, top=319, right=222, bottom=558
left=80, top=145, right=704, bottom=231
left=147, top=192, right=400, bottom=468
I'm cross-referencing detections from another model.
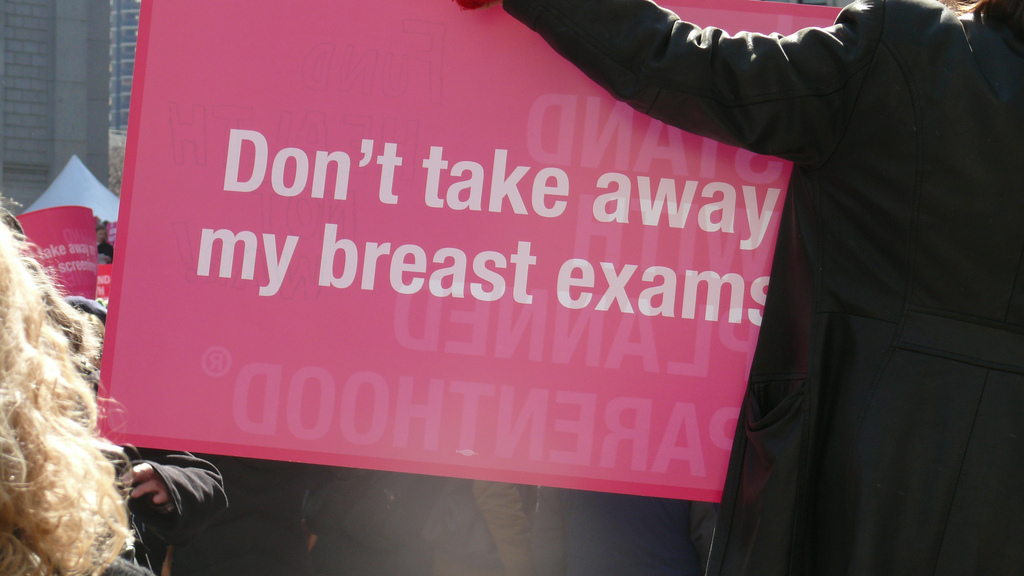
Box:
left=103, top=0, right=839, bottom=501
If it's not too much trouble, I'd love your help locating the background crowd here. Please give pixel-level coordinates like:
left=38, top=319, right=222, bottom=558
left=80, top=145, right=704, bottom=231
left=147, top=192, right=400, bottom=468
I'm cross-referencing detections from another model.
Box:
left=3, top=204, right=717, bottom=576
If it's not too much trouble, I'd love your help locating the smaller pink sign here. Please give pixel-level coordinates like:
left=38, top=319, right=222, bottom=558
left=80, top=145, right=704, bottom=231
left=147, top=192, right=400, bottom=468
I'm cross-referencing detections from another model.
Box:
left=97, top=264, right=114, bottom=300
left=17, top=206, right=99, bottom=299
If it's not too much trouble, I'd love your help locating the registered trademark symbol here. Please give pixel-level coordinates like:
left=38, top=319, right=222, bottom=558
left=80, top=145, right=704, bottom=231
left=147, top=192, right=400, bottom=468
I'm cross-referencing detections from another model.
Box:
left=201, top=346, right=232, bottom=378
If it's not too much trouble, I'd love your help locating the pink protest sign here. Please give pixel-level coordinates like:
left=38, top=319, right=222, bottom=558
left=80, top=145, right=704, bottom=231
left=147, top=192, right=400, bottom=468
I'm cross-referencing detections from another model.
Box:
left=97, top=264, right=114, bottom=301
left=17, top=206, right=99, bottom=299
left=104, top=0, right=839, bottom=500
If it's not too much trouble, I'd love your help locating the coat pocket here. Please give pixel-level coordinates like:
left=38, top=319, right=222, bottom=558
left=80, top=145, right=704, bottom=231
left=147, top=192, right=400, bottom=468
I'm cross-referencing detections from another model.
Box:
left=743, top=377, right=806, bottom=487
left=748, top=377, right=804, bottom=431
left=714, top=377, right=808, bottom=576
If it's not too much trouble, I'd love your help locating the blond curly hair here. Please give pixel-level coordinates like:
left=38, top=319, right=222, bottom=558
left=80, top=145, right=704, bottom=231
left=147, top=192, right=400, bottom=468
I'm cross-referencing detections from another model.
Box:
left=0, top=223, right=130, bottom=576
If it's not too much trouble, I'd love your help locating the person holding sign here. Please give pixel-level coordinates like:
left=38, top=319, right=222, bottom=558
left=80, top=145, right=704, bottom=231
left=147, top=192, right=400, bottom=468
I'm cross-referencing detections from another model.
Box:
left=456, top=0, right=1024, bottom=574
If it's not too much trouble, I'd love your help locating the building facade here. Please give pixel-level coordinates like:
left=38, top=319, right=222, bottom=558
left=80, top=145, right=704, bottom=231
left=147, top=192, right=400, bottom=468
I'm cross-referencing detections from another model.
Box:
left=109, top=0, right=138, bottom=132
left=1, top=0, right=110, bottom=211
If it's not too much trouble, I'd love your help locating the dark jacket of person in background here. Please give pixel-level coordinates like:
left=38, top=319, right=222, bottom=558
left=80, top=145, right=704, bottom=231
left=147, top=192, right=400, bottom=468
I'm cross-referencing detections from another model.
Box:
left=170, top=455, right=329, bottom=576
left=530, top=488, right=715, bottom=576
left=426, top=479, right=538, bottom=576
left=503, top=0, right=1024, bottom=574
left=304, top=469, right=447, bottom=576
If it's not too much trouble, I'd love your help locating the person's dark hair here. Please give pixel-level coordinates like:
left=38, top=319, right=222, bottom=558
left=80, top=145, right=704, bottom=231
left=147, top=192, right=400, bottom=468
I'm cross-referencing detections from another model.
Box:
left=965, top=0, right=1024, bottom=36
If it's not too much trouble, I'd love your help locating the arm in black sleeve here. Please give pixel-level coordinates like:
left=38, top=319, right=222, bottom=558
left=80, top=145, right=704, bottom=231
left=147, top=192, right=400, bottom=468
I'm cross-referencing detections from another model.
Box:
left=128, top=448, right=228, bottom=545
left=503, top=0, right=885, bottom=166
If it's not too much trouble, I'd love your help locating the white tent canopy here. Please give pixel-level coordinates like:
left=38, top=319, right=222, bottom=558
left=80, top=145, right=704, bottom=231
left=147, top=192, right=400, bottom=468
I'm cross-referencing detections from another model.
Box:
left=24, top=155, right=120, bottom=222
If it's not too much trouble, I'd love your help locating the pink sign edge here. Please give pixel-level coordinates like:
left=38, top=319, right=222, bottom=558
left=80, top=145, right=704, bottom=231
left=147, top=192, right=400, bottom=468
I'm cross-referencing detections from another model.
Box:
left=99, top=0, right=151, bottom=400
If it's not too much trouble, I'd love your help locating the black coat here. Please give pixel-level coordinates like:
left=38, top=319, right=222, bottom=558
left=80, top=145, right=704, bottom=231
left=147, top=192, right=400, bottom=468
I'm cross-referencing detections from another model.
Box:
left=303, top=469, right=447, bottom=576
left=128, top=448, right=228, bottom=572
left=504, top=0, right=1024, bottom=574
left=170, top=455, right=330, bottom=576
